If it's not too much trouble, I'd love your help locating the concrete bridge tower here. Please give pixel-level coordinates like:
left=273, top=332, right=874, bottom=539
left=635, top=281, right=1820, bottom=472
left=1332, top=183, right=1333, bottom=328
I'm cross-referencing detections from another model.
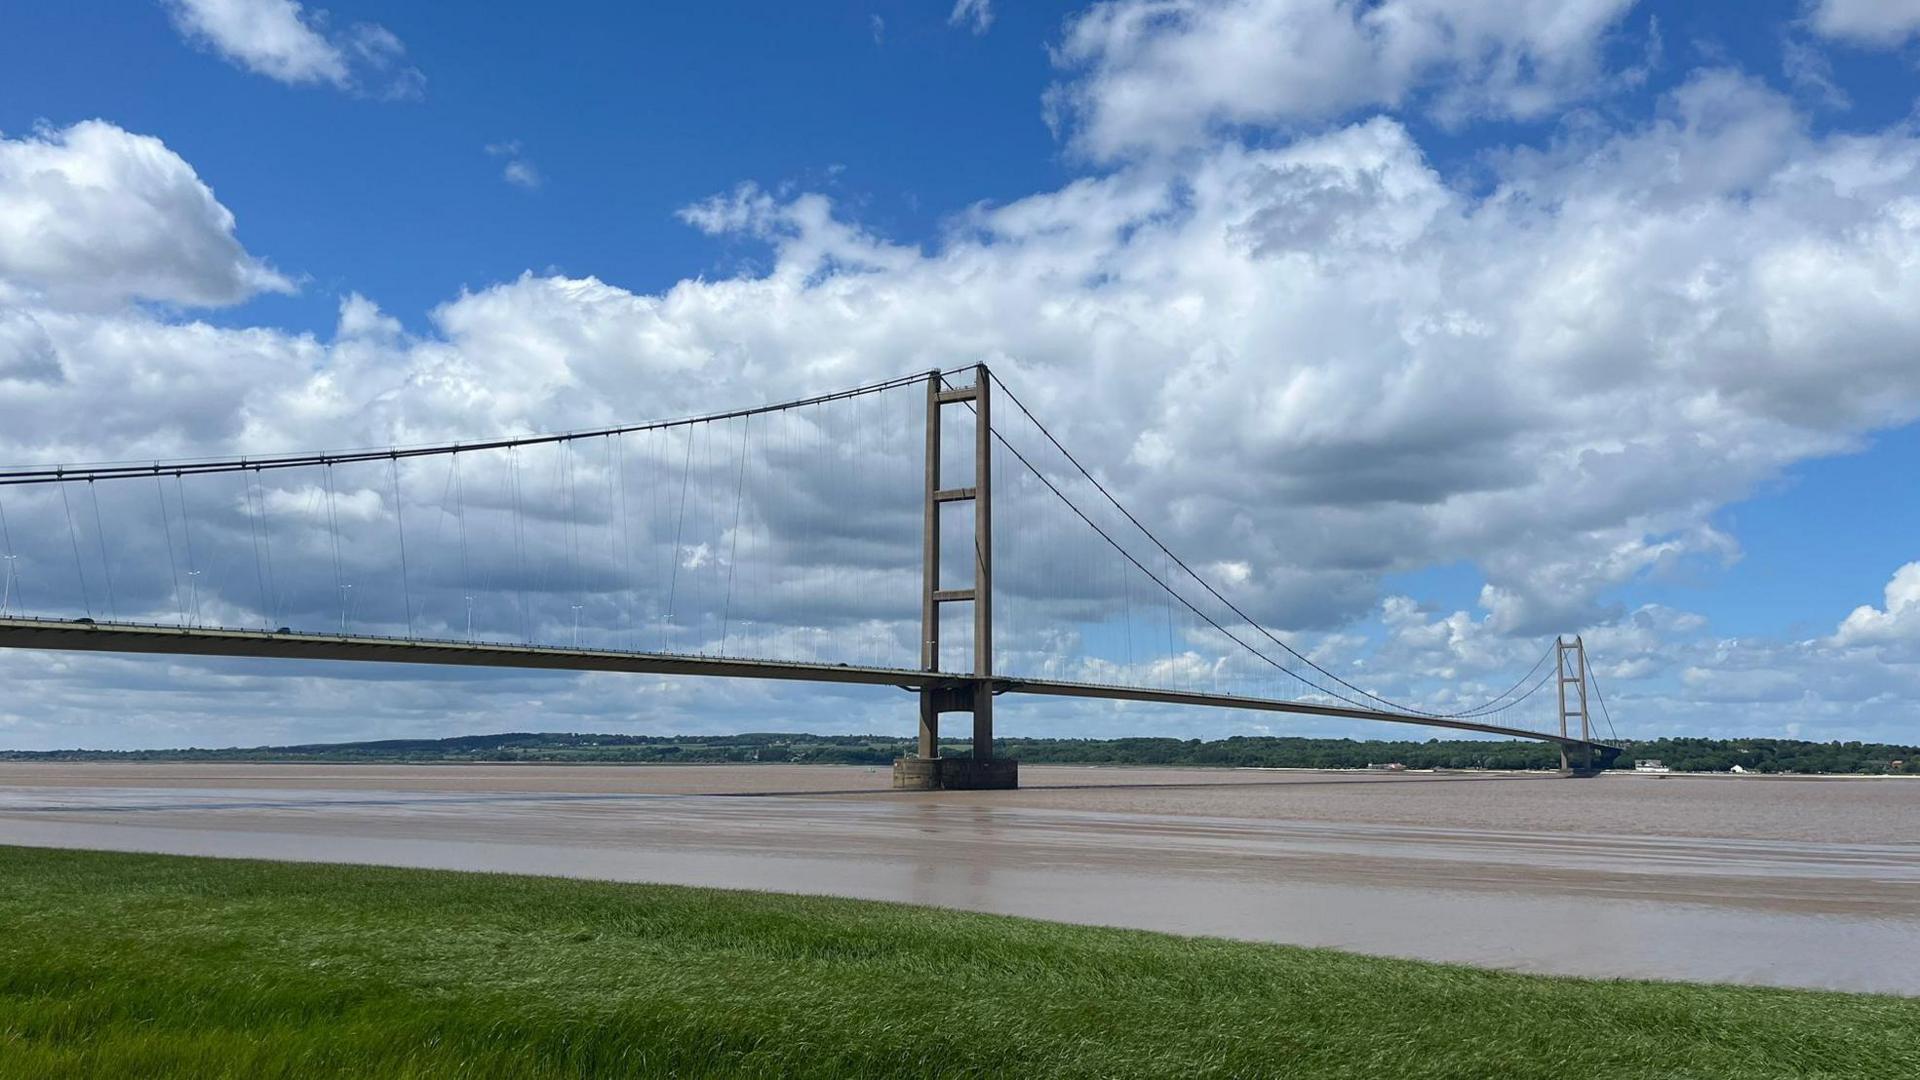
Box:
left=893, top=364, right=1015, bottom=790
left=1556, top=636, right=1619, bottom=776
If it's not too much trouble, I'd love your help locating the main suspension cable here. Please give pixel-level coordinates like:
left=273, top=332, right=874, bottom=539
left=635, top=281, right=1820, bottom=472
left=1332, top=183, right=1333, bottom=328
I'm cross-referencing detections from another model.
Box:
left=986, top=368, right=1564, bottom=722
left=971, top=383, right=1382, bottom=711
left=1588, top=663, right=1621, bottom=743
left=0, top=370, right=948, bottom=486
left=1446, top=639, right=1558, bottom=719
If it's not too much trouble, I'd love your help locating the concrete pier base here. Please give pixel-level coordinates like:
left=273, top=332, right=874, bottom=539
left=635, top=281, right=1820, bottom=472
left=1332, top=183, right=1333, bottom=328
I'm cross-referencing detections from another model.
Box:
left=891, top=757, right=1019, bottom=790
left=1559, top=743, right=1622, bottom=778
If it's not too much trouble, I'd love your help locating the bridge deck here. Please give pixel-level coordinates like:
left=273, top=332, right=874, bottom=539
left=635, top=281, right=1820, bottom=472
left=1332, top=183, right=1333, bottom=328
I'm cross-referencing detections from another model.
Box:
left=0, top=617, right=1617, bottom=752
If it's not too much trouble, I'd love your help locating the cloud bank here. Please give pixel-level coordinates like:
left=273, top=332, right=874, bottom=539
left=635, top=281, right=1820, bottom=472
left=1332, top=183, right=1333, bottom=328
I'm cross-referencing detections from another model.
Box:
left=5, top=7, right=1920, bottom=747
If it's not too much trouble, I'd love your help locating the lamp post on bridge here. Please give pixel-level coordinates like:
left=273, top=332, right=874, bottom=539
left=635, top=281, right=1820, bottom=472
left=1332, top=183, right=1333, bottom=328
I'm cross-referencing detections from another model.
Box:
left=893, top=363, right=1016, bottom=790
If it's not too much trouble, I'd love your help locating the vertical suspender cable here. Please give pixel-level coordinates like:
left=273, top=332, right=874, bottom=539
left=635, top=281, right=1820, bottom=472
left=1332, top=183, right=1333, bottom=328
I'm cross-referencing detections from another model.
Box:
left=789, top=407, right=801, bottom=663
left=175, top=474, right=201, bottom=627
left=665, top=422, right=694, bottom=650
left=1122, top=533, right=1134, bottom=678
left=813, top=401, right=825, bottom=665
left=87, top=480, right=116, bottom=620
left=58, top=481, right=93, bottom=617
left=243, top=470, right=269, bottom=627
left=1163, top=555, right=1175, bottom=687
left=701, top=421, right=716, bottom=654
left=605, top=434, right=623, bottom=649
left=390, top=456, right=415, bottom=637
left=509, top=447, right=530, bottom=642
left=783, top=405, right=798, bottom=661
left=563, top=439, right=580, bottom=640
left=322, top=465, right=345, bottom=633
left=0, top=487, right=21, bottom=616
left=721, top=414, right=750, bottom=656
left=257, top=470, right=279, bottom=629
left=711, top=420, right=725, bottom=656
left=543, top=443, right=563, bottom=638
left=453, top=453, right=472, bottom=638
left=860, top=392, right=871, bottom=665
left=642, top=429, right=659, bottom=648
left=154, top=472, right=183, bottom=624
left=616, top=434, right=634, bottom=651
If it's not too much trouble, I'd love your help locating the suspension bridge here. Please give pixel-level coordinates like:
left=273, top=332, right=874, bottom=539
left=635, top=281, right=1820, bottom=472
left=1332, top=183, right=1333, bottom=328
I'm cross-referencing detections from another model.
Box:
left=0, top=365, right=1622, bottom=787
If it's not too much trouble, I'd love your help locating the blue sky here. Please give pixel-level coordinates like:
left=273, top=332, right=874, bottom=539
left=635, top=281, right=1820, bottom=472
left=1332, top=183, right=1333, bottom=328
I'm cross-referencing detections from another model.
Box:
left=4, top=0, right=1898, bottom=340
left=2, top=3, right=1082, bottom=334
left=2, top=1, right=1920, bottom=748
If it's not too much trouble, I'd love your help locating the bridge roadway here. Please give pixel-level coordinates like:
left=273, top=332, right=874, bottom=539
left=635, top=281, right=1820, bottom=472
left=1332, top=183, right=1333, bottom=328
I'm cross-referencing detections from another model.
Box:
left=0, top=616, right=1618, bottom=758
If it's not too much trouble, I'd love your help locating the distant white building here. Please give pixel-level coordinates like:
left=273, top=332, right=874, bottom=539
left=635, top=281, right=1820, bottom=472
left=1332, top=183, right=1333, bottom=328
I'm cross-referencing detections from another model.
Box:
left=1634, top=759, right=1671, bottom=773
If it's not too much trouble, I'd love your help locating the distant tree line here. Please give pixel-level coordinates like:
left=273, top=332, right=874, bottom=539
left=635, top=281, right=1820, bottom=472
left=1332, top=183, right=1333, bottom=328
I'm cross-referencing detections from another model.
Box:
left=4, top=732, right=1913, bottom=774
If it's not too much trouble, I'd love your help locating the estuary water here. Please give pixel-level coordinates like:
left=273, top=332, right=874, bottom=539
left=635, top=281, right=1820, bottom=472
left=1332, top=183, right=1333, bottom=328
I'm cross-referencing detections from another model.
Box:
left=1, top=763, right=1915, bottom=994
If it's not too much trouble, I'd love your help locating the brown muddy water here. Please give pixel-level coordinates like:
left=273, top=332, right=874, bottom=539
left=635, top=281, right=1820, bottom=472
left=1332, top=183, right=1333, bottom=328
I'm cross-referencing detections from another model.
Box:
left=1, top=763, right=1915, bottom=994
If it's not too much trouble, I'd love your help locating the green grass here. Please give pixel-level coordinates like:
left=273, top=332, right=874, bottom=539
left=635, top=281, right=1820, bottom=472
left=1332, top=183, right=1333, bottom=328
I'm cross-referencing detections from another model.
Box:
left=0, top=846, right=1913, bottom=1078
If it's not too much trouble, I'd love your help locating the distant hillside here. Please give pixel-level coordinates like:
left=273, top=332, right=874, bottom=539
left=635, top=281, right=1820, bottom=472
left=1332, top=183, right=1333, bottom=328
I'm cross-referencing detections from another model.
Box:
left=3, top=732, right=1913, bottom=774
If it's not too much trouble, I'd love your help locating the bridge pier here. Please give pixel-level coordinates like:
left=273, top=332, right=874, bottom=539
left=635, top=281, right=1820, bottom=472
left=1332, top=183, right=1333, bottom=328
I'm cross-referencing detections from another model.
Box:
left=892, top=754, right=1018, bottom=791
left=894, top=679, right=1018, bottom=790
left=1559, top=742, right=1621, bottom=778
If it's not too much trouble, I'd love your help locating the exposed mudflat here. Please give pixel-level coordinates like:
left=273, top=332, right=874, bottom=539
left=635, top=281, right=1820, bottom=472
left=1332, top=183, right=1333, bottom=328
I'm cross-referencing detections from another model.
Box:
left=2, top=763, right=1915, bottom=994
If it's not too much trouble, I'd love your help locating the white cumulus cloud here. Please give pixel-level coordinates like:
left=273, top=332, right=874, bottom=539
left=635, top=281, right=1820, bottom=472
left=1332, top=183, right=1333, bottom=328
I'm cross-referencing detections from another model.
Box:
left=165, top=0, right=423, bottom=97
left=1834, top=563, right=1920, bottom=646
left=951, top=0, right=996, bottom=35
left=1048, top=0, right=1644, bottom=159
left=485, top=141, right=542, bottom=190
left=1807, top=0, right=1920, bottom=46
left=0, top=120, right=290, bottom=309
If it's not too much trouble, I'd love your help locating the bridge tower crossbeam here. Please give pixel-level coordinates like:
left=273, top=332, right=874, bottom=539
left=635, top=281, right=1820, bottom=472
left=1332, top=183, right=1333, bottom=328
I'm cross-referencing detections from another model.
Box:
left=893, top=363, right=1016, bottom=790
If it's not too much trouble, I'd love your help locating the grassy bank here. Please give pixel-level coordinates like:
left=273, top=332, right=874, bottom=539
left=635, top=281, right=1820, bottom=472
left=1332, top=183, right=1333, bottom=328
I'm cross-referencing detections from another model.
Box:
left=0, top=847, right=1913, bottom=1078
